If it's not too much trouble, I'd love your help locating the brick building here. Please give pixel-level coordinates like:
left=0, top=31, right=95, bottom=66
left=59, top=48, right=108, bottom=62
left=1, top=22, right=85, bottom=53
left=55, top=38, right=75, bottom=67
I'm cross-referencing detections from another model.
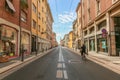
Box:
left=77, top=0, right=120, bottom=56
left=0, top=0, right=31, bottom=58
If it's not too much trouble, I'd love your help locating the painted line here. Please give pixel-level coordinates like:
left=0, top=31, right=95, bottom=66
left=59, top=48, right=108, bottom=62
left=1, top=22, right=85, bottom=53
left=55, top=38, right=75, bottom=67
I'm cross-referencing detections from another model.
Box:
left=63, top=63, right=66, bottom=68
left=56, top=70, right=63, bottom=79
left=63, top=70, right=68, bottom=79
left=57, top=63, right=62, bottom=68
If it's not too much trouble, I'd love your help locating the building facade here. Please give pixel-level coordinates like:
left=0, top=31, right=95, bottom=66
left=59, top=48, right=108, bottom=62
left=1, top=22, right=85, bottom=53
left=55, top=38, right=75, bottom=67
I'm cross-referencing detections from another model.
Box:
left=52, top=32, right=58, bottom=48
left=72, top=20, right=78, bottom=50
left=68, top=31, right=73, bottom=48
left=76, top=2, right=82, bottom=49
left=31, top=0, right=53, bottom=53
left=46, top=2, right=54, bottom=49
left=78, top=0, right=120, bottom=56
left=0, top=0, right=31, bottom=58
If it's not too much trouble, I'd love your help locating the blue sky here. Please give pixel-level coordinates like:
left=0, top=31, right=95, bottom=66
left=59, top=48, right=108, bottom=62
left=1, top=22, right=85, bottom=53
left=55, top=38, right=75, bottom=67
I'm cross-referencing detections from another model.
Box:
left=48, top=0, right=80, bottom=43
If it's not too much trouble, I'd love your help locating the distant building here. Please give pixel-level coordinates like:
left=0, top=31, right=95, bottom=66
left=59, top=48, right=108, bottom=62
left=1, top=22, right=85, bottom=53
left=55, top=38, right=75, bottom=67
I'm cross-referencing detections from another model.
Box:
left=68, top=31, right=73, bottom=48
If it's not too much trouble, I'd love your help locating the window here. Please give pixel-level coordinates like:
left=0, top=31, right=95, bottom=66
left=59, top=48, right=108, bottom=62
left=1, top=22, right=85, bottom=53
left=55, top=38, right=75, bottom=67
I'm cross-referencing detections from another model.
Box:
left=42, top=17, right=44, bottom=23
left=38, top=0, right=40, bottom=6
left=5, top=0, right=16, bottom=14
left=96, top=0, right=100, bottom=15
left=88, top=8, right=91, bottom=20
left=112, top=0, right=118, bottom=3
left=89, top=27, right=94, bottom=34
left=42, top=0, right=44, bottom=2
left=38, top=25, right=40, bottom=32
left=84, top=30, right=87, bottom=36
left=88, top=0, right=90, bottom=8
left=32, top=4, right=36, bottom=13
left=32, top=20, right=36, bottom=29
left=97, top=20, right=106, bottom=31
left=38, top=12, right=41, bottom=19
left=42, top=7, right=44, bottom=13
left=21, top=10, right=27, bottom=22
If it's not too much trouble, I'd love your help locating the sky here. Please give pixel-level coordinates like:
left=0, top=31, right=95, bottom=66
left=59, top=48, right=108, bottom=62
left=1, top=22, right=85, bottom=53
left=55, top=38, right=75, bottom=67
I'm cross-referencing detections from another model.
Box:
left=48, top=0, right=80, bottom=43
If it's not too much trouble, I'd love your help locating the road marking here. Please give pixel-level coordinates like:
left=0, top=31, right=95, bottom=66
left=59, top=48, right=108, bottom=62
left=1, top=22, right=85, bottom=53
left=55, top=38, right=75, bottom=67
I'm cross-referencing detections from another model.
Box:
left=57, top=63, right=62, bottom=68
left=56, top=46, right=69, bottom=79
left=63, top=70, right=68, bottom=79
left=63, top=63, right=66, bottom=68
left=56, top=70, right=63, bottom=78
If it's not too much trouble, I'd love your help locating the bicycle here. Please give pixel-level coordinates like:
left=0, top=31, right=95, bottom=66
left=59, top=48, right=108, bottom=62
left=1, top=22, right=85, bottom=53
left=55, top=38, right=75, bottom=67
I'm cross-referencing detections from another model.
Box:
left=82, top=53, right=87, bottom=61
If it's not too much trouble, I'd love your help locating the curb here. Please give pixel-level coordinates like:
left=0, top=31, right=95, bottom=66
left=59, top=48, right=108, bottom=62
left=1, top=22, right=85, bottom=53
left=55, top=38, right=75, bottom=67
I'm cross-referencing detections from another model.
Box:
left=65, top=48, right=120, bottom=74
left=0, top=48, right=54, bottom=74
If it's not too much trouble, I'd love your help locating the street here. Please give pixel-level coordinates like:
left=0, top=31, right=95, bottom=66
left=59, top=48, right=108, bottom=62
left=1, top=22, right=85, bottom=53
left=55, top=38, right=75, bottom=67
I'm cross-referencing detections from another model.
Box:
left=2, top=46, right=120, bottom=80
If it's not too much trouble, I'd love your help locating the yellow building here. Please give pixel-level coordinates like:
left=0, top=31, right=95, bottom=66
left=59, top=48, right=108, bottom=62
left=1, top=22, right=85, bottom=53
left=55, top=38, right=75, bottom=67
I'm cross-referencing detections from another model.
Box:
left=68, top=31, right=73, bottom=48
left=31, top=0, right=53, bottom=53
left=76, top=2, right=82, bottom=48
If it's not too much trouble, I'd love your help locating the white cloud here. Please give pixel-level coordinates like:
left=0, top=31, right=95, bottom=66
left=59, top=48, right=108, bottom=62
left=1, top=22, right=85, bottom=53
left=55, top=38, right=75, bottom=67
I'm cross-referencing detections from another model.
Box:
left=56, top=33, right=62, bottom=37
left=58, top=12, right=76, bottom=24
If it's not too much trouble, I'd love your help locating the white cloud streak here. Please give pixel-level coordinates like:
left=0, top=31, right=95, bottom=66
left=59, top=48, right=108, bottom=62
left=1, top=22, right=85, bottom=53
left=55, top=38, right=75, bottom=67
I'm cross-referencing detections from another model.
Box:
left=58, top=12, right=76, bottom=24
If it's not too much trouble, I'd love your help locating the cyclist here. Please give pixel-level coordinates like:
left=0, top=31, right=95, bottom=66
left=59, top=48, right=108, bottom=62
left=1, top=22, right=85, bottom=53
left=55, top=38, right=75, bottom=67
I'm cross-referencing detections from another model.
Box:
left=81, top=44, right=88, bottom=60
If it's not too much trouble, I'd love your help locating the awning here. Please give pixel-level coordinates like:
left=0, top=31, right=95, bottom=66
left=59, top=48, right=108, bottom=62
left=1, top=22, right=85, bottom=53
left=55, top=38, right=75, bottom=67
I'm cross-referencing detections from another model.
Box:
left=6, top=0, right=16, bottom=12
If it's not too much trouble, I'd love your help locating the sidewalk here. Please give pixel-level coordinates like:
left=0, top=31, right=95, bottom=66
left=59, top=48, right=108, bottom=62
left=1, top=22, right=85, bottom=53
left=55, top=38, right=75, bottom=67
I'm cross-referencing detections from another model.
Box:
left=88, top=51, right=120, bottom=65
left=65, top=47, right=120, bottom=74
left=0, top=49, right=53, bottom=74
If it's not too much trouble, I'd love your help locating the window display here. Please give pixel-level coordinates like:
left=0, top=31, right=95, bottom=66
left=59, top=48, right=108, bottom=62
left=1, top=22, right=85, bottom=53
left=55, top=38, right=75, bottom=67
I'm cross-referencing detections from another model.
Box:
left=0, top=25, right=17, bottom=56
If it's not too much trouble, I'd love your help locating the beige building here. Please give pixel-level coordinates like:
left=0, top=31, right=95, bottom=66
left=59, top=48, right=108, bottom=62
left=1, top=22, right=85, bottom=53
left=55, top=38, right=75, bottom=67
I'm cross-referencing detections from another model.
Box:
left=31, top=0, right=53, bottom=53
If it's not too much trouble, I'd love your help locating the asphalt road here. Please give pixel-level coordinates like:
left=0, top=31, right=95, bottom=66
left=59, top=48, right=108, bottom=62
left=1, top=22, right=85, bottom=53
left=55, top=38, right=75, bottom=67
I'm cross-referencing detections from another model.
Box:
left=2, top=46, right=120, bottom=80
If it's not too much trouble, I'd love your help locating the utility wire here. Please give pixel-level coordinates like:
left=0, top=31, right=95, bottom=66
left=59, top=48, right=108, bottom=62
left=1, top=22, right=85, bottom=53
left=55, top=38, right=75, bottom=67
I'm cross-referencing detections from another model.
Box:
left=69, top=0, right=74, bottom=12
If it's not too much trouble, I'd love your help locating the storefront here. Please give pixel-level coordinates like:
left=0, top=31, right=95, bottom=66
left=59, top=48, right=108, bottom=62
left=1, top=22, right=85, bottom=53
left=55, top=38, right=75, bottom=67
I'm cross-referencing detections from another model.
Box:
left=89, top=37, right=95, bottom=51
left=31, top=35, right=37, bottom=53
left=97, top=34, right=108, bottom=53
left=114, top=17, right=120, bottom=56
left=0, top=25, right=18, bottom=57
left=21, top=32, right=30, bottom=55
left=84, top=38, right=88, bottom=49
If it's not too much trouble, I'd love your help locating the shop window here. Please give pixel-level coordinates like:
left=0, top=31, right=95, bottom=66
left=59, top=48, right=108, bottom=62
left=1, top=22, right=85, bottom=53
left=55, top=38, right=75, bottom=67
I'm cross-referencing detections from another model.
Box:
left=97, top=39, right=108, bottom=52
left=21, top=10, right=27, bottom=22
left=0, top=26, right=17, bottom=56
left=114, top=17, right=120, bottom=55
left=89, top=39, right=95, bottom=51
